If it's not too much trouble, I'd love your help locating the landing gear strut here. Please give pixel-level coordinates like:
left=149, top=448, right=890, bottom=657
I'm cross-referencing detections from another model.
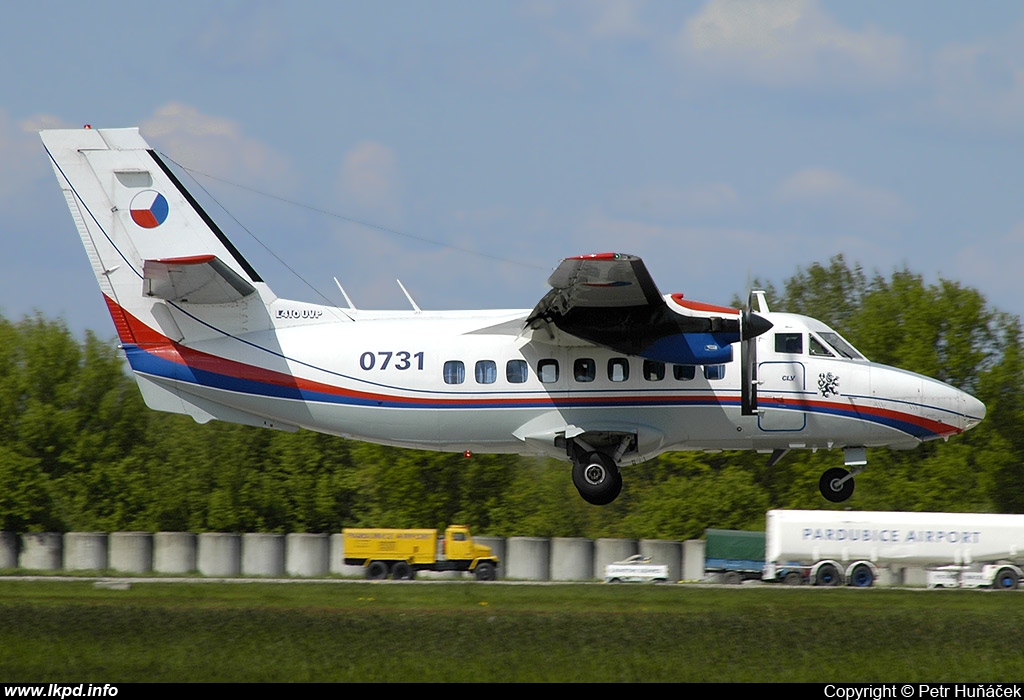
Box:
left=571, top=451, right=622, bottom=506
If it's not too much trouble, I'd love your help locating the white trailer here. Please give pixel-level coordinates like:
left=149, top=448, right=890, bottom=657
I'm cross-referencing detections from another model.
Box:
left=761, top=510, right=1024, bottom=589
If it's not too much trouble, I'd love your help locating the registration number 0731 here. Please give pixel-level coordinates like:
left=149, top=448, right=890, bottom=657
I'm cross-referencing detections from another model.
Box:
left=359, top=351, right=425, bottom=371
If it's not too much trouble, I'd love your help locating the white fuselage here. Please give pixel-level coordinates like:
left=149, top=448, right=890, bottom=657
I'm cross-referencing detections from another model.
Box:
left=132, top=296, right=984, bottom=466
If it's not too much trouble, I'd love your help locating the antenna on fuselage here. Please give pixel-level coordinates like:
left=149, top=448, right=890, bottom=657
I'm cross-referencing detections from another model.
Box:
left=334, top=277, right=357, bottom=310
left=397, top=279, right=422, bottom=313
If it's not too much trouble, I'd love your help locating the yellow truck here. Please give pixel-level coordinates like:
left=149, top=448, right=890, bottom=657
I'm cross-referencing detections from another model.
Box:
left=342, top=525, right=499, bottom=580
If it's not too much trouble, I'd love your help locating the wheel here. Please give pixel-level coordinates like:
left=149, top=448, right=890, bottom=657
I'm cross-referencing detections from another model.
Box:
left=391, top=561, right=413, bottom=580
left=366, top=561, right=389, bottom=580
left=572, top=452, right=623, bottom=505
left=814, top=563, right=841, bottom=586
left=819, top=467, right=855, bottom=503
left=722, top=571, right=742, bottom=585
left=848, top=563, right=874, bottom=587
left=607, top=578, right=622, bottom=584
left=993, top=568, right=1019, bottom=590
left=783, top=571, right=803, bottom=586
left=474, top=562, right=497, bottom=581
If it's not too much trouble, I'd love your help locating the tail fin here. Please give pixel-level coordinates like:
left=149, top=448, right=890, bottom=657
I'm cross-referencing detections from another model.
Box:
left=40, top=127, right=275, bottom=346
left=41, top=127, right=297, bottom=430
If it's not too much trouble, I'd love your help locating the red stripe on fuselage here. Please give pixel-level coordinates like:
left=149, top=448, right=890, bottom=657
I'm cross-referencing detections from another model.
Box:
left=99, top=296, right=964, bottom=436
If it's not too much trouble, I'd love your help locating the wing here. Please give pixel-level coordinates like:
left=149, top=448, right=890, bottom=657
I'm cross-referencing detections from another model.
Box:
left=526, top=253, right=770, bottom=364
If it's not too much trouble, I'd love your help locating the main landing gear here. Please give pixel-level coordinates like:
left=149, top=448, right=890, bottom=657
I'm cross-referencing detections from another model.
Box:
left=572, top=451, right=622, bottom=505
left=566, top=436, right=630, bottom=505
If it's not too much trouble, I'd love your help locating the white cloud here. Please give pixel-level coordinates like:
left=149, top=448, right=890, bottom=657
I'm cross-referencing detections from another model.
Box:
left=775, top=167, right=912, bottom=223
left=577, top=0, right=652, bottom=41
left=336, top=140, right=403, bottom=221
left=140, top=102, right=294, bottom=191
left=0, top=110, right=66, bottom=204
left=614, top=182, right=740, bottom=220
left=953, top=220, right=1024, bottom=312
left=188, top=5, right=289, bottom=72
left=676, top=0, right=912, bottom=88
left=929, top=24, right=1024, bottom=131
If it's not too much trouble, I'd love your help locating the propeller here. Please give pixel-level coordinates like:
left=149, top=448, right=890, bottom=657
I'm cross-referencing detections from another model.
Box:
left=740, top=290, right=772, bottom=416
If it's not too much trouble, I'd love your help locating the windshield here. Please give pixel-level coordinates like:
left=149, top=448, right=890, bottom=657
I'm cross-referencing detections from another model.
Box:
left=817, top=331, right=865, bottom=360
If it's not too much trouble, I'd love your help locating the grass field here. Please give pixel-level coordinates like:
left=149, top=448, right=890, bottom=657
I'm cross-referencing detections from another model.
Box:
left=1, top=578, right=1022, bottom=682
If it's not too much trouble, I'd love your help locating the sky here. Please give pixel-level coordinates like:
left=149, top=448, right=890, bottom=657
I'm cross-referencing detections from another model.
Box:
left=3, top=1, right=1024, bottom=337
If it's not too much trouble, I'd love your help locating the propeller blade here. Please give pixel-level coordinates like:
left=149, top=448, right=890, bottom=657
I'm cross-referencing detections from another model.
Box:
left=741, top=291, right=769, bottom=416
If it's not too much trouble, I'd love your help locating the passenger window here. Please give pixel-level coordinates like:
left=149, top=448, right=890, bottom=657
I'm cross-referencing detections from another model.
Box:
left=704, top=365, right=725, bottom=380
left=506, top=359, right=528, bottom=384
left=443, top=360, right=465, bottom=385
left=574, top=358, right=596, bottom=382
left=809, top=336, right=835, bottom=357
left=673, top=365, right=695, bottom=381
left=608, top=358, right=629, bottom=382
left=643, top=360, right=665, bottom=381
left=475, top=360, right=496, bottom=384
left=775, top=333, right=803, bottom=354
left=538, top=359, right=559, bottom=383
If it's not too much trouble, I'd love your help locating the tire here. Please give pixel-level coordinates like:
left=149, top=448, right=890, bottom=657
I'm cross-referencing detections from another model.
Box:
left=391, top=561, right=413, bottom=580
left=366, top=561, right=389, bottom=580
left=572, top=452, right=623, bottom=506
left=783, top=571, right=803, bottom=586
left=474, top=562, right=497, bottom=581
left=722, top=571, right=742, bottom=585
left=814, top=563, right=841, bottom=587
left=819, top=467, right=855, bottom=503
left=849, top=563, right=874, bottom=588
left=993, top=568, right=1019, bottom=590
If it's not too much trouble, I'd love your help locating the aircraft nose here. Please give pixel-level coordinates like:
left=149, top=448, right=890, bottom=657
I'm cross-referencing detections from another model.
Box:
left=961, top=391, right=986, bottom=431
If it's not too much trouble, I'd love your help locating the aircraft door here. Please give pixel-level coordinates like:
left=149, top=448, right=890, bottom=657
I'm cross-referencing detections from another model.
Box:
left=757, top=360, right=807, bottom=432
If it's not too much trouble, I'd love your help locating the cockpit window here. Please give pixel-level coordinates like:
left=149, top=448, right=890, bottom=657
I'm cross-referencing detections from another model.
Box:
left=808, top=336, right=834, bottom=357
left=775, top=333, right=803, bottom=354
left=818, top=332, right=865, bottom=360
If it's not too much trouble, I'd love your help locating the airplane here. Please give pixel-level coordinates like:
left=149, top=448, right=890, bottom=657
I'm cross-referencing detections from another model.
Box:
left=40, top=126, right=987, bottom=506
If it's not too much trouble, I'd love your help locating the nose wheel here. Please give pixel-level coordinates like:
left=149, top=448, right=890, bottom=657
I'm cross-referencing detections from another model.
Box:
left=572, top=451, right=622, bottom=505
left=819, top=467, right=855, bottom=503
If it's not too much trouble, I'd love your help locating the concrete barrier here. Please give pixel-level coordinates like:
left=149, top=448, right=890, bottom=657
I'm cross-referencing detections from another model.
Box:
left=109, top=532, right=153, bottom=573
left=329, top=533, right=366, bottom=577
left=550, top=538, right=594, bottom=581
left=286, top=533, right=329, bottom=577
left=19, top=533, right=62, bottom=570
left=241, top=533, right=285, bottom=576
left=198, top=533, right=240, bottom=577
left=640, top=539, right=682, bottom=582
left=594, top=538, right=638, bottom=580
left=64, top=532, right=108, bottom=571
left=683, top=539, right=706, bottom=581
left=0, top=532, right=17, bottom=569
left=506, top=537, right=550, bottom=580
left=154, top=532, right=197, bottom=574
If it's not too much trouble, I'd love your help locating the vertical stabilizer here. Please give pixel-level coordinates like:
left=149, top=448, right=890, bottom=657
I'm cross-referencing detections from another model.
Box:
left=40, top=127, right=275, bottom=346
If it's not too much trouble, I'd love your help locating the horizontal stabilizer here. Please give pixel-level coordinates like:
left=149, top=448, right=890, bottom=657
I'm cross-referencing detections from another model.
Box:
left=143, top=255, right=256, bottom=304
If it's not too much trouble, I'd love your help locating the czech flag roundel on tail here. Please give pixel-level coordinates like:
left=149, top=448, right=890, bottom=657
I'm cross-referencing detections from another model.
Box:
left=129, top=190, right=169, bottom=228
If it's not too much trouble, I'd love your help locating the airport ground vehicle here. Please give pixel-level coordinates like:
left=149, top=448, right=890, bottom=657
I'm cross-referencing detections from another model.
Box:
left=604, top=554, right=670, bottom=583
left=703, top=528, right=766, bottom=584
left=761, top=510, right=1024, bottom=588
left=342, top=525, right=498, bottom=580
